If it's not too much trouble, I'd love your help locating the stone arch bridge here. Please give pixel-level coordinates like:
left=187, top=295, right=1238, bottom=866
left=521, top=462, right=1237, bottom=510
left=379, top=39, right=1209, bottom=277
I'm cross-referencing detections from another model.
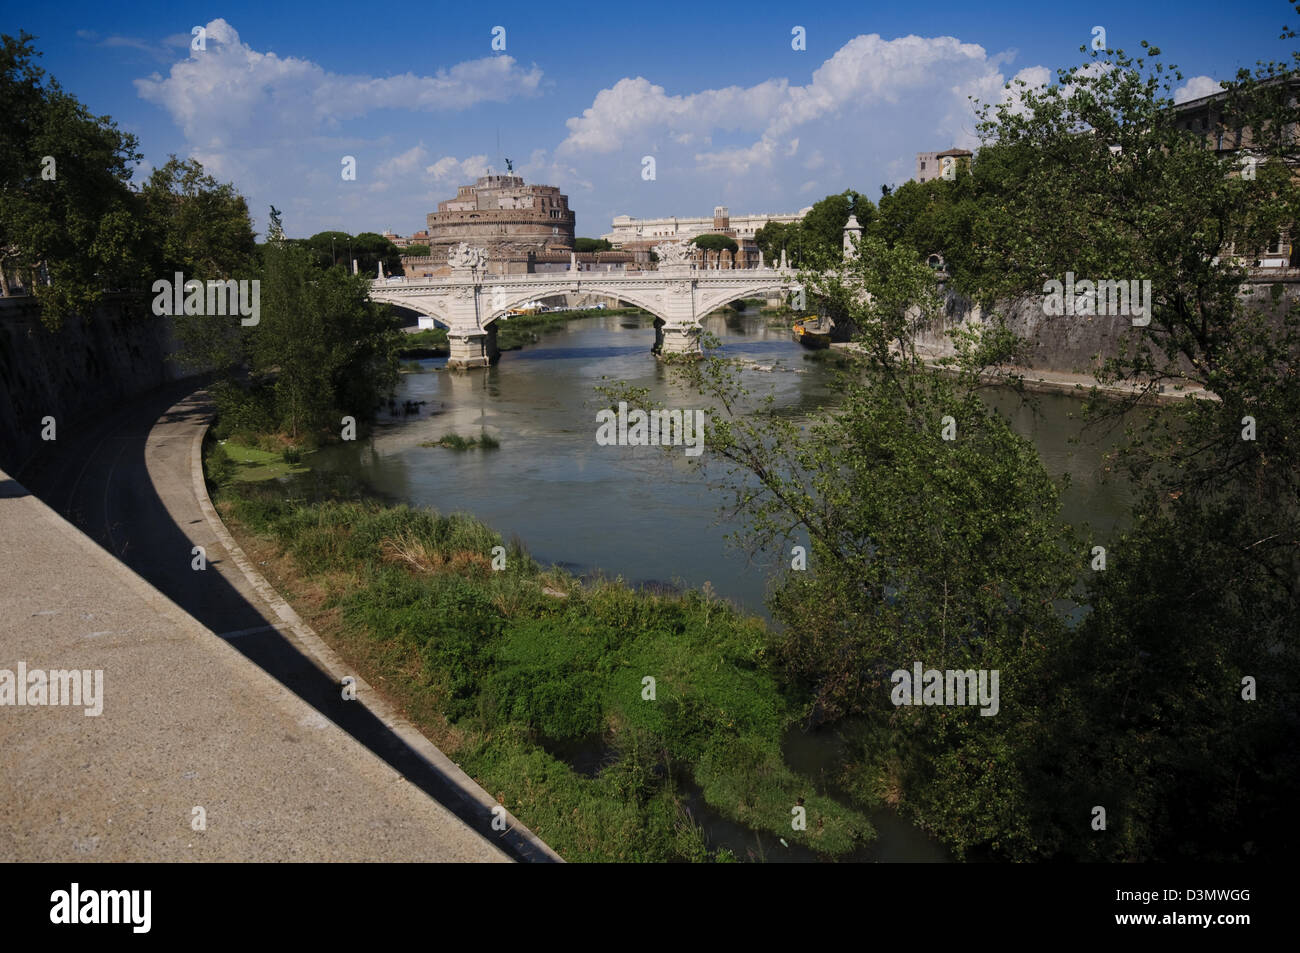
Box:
left=368, top=242, right=805, bottom=368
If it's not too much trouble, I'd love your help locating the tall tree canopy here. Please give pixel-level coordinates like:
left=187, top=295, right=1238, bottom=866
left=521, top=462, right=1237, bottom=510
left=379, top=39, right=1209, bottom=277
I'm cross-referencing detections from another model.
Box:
left=0, top=32, right=147, bottom=328
left=963, top=36, right=1300, bottom=862
left=690, top=233, right=738, bottom=254
left=141, top=156, right=257, bottom=281
left=297, top=230, right=401, bottom=276
left=754, top=190, right=875, bottom=267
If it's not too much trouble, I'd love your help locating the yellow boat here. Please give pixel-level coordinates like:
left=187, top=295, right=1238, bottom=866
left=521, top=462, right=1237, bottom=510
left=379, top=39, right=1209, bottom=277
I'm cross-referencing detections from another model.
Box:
left=792, top=317, right=831, bottom=349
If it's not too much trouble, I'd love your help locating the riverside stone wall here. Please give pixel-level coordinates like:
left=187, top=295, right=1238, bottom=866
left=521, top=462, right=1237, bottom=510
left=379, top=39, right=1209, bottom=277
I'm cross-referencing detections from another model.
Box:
left=0, top=295, right=185, bottom=475
left=914, top=275, right=1299, bottom=375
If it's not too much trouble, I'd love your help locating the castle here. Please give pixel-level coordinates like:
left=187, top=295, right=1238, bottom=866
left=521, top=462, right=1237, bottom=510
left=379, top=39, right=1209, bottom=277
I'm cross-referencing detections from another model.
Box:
left=401, top=174, right=635, bottom=278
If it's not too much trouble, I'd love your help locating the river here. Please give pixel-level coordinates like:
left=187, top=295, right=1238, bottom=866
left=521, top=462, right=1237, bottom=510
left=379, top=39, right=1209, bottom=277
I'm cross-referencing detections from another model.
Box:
left=310, top=307, right=1137, bottom=861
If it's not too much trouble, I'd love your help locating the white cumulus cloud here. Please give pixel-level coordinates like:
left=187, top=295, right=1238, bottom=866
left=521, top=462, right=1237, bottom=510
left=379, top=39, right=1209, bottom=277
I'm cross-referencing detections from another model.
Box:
left=133, top=19, right=544, bottom=235
left=136, top=19, right=542, bottom=149
left=557, top=32, right=1049, bottom=217
left=426, top=154, right=492, bottom=181
left=1174, top=75, right=1224, bottom=104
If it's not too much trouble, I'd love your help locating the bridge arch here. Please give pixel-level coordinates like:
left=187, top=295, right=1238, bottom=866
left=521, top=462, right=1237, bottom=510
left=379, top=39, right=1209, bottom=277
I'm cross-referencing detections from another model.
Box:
left=368, top=291, right=454, bottom=330
left=368, top=266, right=804, bottom=367
left=694, top=281, right=799, bottom=317
left=482, top=285, right=672, bottom=326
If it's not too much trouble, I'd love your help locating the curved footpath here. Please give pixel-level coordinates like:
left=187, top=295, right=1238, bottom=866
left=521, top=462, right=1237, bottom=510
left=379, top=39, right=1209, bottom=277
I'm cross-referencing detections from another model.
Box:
left=3, top=382, right=558, bottom=862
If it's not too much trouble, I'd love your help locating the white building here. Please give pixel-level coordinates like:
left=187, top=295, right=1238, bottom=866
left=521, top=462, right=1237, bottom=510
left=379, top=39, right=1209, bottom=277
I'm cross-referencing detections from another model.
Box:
left=916, top=148, right=973, bottom=184
left=915, top=152, right=941, bottom=184
left=603, top=206, right=811, bottom=245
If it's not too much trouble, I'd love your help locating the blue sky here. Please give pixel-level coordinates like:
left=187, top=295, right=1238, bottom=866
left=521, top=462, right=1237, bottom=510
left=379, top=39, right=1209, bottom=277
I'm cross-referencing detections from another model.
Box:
left=5, top=1, right=1295, bottom=239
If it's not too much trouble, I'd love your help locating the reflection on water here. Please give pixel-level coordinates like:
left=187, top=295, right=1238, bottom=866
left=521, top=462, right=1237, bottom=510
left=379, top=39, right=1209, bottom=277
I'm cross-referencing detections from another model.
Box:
left=316, top=311, right=834, bottom=619
left=310, top=308, right=1140, bottom=862
left=317, top=310, right=1134, bottom=619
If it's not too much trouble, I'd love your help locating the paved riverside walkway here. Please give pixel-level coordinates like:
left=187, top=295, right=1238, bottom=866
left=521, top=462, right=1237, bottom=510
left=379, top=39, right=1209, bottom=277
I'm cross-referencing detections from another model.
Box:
left=0, top=463, right=508, bottom=860
left=3, top=381, right=561, bottom=861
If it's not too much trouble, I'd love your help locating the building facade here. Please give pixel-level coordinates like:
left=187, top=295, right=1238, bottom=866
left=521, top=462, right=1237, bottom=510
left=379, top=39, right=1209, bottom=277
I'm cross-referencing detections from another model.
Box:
left=603, top=205, right=810, bottom=267
left=424, top=174, right=575, bottom=259
left=604, top=205, right=809, bottom=246
left=382, top=229, right=429, bottom=249
left=400, top=174, right=583, bottom=277
left=1169, top=83, right=1297, bottom=266
left=915, top=151, right=941, bottom=183
left=916, top=148, right=973, bottom=184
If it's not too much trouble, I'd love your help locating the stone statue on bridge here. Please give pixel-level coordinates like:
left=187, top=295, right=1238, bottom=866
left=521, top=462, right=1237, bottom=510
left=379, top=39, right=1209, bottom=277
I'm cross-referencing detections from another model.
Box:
left=653, top=242, right=693, bottom=266
left=447, top=243, right=488, bottom=271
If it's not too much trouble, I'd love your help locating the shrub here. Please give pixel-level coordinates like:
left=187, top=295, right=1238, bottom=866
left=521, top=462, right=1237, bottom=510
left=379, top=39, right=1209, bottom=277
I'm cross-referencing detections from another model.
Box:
left=204, top=442, right=235, bottom=488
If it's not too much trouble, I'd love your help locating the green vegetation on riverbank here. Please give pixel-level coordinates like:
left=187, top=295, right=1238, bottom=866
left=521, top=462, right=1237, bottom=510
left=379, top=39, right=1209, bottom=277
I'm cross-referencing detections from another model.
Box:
left=494, top=306, right=647, bottom=351
left=420, top=432, right=500, bottom=450
left=206, top=434, right=318, bottom=486
left=206, top=470, right=875, bottom=861
left=651, top=32, right=1300, bottom=862
left=397, top=327, right=449, bottom=356
left=205, top=439, right=312, bottom=484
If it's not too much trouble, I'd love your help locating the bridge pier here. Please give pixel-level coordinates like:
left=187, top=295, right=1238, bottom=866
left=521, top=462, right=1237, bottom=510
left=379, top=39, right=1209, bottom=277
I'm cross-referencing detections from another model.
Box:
left=446, top=326, right=499, bottom=370
left=652, top=320, right=702, bottom=358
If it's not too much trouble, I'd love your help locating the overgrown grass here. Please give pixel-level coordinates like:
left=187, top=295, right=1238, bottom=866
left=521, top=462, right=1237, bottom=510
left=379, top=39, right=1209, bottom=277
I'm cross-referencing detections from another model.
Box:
left=213, top=439, right=311, bottom=482
left=420, top=432, right=500, bottom=450
left=209, top=467, right=875, bottom=862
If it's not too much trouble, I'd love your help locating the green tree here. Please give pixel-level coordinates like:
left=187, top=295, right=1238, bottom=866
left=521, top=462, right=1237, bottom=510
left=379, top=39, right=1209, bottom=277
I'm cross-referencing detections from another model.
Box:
left=351, top=231, right=403, bottom=277
left=869, top=180, right=947, bottom=257
left=303, top=231, right=354, bottom=271
left=134, top=157, right=259, bottom=379
left=689, top=233, right=738, bottom=254
left=753, top=219, right=796, bottom=264
left=754, top=191, right=874, bottom=268
left=798, top=190, right=871, bottom=264
left=965, top=30, right=1300, bottom=860
left=574, top=237, right=613, bottom=253
left=249, top=242, right=401, bottom=438
left=0, top=32, right=148, bottom=328
left=867, top=164, right=990, bottom=283
left=295, top=230, right=401, bottom=276
left=141, top=155, right=256, bottom=280
left=611, top=236, right=1076, bottom=859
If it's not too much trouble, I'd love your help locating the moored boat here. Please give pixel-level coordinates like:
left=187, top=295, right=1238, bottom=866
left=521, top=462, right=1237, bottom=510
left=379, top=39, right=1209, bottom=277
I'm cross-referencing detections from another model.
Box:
left=792, top=316, right=832, bottom=349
